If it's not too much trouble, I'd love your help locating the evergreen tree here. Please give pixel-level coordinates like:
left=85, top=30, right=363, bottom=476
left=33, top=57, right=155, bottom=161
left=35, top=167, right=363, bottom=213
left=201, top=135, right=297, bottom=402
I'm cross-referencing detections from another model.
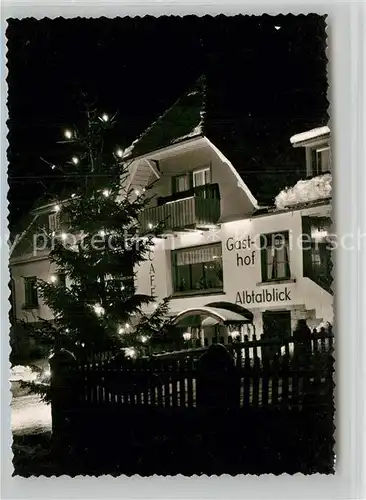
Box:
left=22, top=105, right=171, bottom=365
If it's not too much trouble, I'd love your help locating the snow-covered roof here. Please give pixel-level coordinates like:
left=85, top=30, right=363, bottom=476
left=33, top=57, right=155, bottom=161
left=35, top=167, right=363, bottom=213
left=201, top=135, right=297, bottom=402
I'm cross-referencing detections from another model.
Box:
left=290, top=126, right=330, bottom=146
left=274, top=173, right=332, bottom=210
left=123, top=76, right=206, bottom=160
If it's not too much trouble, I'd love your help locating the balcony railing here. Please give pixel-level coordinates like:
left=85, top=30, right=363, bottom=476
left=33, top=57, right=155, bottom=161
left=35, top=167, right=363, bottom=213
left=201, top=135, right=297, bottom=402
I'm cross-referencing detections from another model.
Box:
left=139, top=183, right=221, bottom=233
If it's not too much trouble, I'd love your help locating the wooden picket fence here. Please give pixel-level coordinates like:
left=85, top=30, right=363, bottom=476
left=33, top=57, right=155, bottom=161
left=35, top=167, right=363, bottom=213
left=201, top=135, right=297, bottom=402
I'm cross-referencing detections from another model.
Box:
left=51, top=330, right=334, bottom=417
left=49, top=329, right=335, bottom=474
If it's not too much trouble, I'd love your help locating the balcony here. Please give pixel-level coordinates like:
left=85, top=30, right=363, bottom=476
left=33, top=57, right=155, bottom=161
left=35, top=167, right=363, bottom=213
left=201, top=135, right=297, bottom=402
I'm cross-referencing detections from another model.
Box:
left=139, top=184, right=221, bottom=233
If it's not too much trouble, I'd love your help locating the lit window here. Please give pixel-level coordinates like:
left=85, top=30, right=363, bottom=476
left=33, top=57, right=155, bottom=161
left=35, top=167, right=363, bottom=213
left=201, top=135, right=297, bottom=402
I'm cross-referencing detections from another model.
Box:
left=311, top=146, right=330, bottom=175
left=49, top=213, right=61, bottom=232
left=172, top=243, right=223, bottom=294
left=193, top=167, right=211, bottom=187
left=261, top=232, right=291, bottom=282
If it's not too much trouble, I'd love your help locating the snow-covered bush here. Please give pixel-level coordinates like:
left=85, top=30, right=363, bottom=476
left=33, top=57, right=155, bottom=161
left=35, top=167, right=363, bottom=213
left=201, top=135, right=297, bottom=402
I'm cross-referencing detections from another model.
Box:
left=275, top=174, right=332, bottom=210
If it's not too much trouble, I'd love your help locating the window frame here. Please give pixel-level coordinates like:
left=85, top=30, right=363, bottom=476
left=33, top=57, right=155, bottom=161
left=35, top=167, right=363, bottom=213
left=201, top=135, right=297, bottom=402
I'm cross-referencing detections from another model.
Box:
left=171, top=242, right=223, bottom=295
left=311, top=145, right=331, bottom=176
left=260, top=231, right=291, bottom=283
left=192, top=167, right=211, bottom=187
left=49, top=212, right=61, bottom=232
left=24, top=276, right=39, bottom=309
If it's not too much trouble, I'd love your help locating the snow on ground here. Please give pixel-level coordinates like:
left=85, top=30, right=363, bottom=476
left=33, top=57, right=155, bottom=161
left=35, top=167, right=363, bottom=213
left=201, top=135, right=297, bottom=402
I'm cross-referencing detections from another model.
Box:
left=10, top=360, right=52, bottom=436
left=11, top=394, right=52, bottom=436
left=275, top=173, right=332, bottom=209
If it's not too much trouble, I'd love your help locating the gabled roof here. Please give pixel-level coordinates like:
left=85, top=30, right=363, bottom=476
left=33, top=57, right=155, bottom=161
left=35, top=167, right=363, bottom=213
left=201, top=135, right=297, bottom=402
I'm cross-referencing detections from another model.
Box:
left=10, top=212, right=49, bottom=260
left=125, top=75, right=206, bottom=159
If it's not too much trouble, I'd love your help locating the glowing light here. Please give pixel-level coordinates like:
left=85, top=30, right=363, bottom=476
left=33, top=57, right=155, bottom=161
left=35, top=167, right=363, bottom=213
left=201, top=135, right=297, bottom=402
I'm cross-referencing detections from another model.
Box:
left=50, top=275, right=57, bottom=283
left=141, top=336, right=148, bottom=343
left=71, top=193, right=76, bottom=198
left=65, top=328, right=69, bottom=333
left=118, top=327, right=124, bottom=335
left=99, top=230, right=106, bottom=237
left=71, top=156, right=79, bottom=165
left=102, top=189, right=110, bottom=197
left=61, top=232, right=67, bottom=241
left=183, top=332, right=192, bottom=341
left=134, top=189, right=140, bottom=196
left=81, top=343, right=85, bottom=347
left=64, top=129, right=73, bottom=139
left=93, top=304, right=105, bottom=317
left=54, top=204, right=61, bottom=212
left=101, top=113, right=109, bottom=122
left=125, top=347, right=137, bottom=359
left=121, top=284, right=125, bottom=291
left=125, top=323, right=130, bottom=329
left=51, top=165, right=56, bottom=170
left=116, top=148, right=124, bottom=158
left=142, top=187, right=146, bottom=192
left=231, top=330, right=240, bottom=339
left=51, top=231, right=56, bottom=237
left=148, top=223, right=153, bottom=230
left=311, top=228, right=328, bottom=240
left=274, top=25, right=281, bottom=30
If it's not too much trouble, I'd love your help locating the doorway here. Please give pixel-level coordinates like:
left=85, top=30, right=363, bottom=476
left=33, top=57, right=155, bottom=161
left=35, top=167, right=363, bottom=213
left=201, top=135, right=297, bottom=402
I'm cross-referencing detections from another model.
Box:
left=262, top=310, right=292, bottom=339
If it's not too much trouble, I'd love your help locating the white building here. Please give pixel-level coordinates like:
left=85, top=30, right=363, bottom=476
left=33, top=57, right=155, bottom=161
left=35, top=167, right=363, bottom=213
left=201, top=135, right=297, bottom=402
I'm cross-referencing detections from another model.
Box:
left=9, top=81, right=333, bottom=349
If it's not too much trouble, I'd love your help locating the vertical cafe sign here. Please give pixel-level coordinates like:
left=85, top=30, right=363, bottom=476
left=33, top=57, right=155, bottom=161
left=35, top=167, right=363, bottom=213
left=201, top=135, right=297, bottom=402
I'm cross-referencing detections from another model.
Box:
left=148, top=251, right=156, bottom=297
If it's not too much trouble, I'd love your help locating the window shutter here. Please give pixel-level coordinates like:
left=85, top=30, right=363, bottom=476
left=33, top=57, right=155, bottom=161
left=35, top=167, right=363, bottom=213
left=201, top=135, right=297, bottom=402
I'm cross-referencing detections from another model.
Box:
left=302, top=216, right=312, bottom=278
left=260, top=235, right=267, bottom=282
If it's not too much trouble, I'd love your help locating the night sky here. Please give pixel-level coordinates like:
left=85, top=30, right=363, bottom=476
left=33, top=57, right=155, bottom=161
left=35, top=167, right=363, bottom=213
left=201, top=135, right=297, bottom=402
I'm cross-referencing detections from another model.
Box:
left=6, top=15, right=328, bottom=229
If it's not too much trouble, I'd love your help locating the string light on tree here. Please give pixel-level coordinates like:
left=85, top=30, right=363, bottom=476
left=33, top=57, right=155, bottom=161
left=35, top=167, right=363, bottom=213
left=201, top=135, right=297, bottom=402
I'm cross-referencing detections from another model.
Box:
left=141, top=336, right=148, bottom=343
left=99, top=230, right=106, bottom=237
left=102, top=189, right=110, bottom=198
left=64, top=129, right=73, bottom=140
left=101, top=113, right=109, bottom=122
left=54, top=204, right=61, bottom=212
left=116, top=148, right=124, bottom=158
left=125, top=347, right=137, bottom=359
left=61, top=232, right=67, bottom=241
left=118, top=327, right=125, bottom=335
left=71, top=193, right=76, bottom=198
left=50, top=275, right=57, bottom=283
left=71, top=156, right=79, bottom=165
left=93, top=304, right=105, bottom=317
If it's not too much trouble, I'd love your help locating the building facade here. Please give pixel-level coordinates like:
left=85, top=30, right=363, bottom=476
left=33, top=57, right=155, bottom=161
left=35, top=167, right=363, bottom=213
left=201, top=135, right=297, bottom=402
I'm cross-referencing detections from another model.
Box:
left=9, top=81, right=333, bottom=349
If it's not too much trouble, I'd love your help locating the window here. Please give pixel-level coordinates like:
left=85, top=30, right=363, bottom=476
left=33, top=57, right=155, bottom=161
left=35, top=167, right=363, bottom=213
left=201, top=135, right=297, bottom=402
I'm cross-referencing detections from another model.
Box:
left=172, top=243, right=223, bottom=294
left=193, top=167, right=211, bottom=187
left=311, top=146, right=330, bottom=176
left=24, top=277, right=38, bottom=308
left=172, top=174, right=189, bottom=193
left=57, top=273, right=66, bottom=287
left=261, top=232, right=291, bottom=282
left=302, top=217, right=332, bottom=292
left=49, top=212, right=61, bottom=232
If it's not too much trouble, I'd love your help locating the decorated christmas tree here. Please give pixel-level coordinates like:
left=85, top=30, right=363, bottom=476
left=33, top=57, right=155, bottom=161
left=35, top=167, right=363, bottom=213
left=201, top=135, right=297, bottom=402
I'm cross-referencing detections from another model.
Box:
left=22, top=105, right=171, bottom=368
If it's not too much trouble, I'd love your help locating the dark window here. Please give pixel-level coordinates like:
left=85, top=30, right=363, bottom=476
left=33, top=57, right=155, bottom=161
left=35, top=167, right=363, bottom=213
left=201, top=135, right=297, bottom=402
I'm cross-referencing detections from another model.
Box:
left=57, top=273, right=66, bottom=287
left=261, top=232, right=291, bottom=282
left=24, top=277, right=38, bottom=308
left=262, top=310, right=292, bottom=339
left=172, top=243, right=223, bottom=293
